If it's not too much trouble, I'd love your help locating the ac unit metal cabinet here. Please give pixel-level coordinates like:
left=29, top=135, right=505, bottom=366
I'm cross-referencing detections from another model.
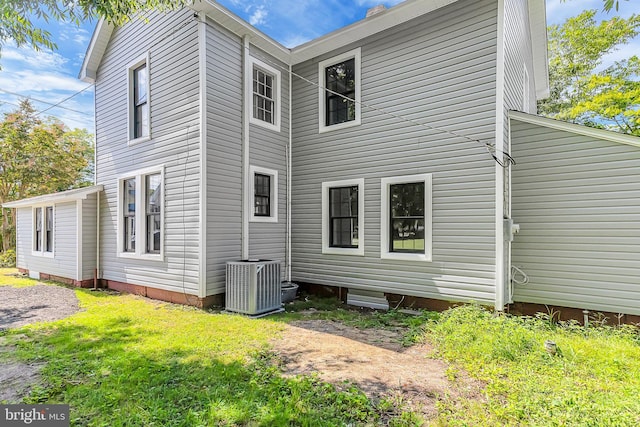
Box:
left=225, top=260, right=282, bottom=316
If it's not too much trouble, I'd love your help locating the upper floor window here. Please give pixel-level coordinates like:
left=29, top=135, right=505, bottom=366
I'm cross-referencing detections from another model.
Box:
left=318, top=48, right=361, bottom=133
left=249, top=165, right=278, bottom=223
left=119, top=167, right=163, bottom=259
left=321, top=178, right=364, bottom=256
left=33, top=206, right=54, bottom=256
left=248, top=57, right=281, bottom=132
left=128, top=54, right=150, bottom=144
left=380, top=174, right=432, bottom=262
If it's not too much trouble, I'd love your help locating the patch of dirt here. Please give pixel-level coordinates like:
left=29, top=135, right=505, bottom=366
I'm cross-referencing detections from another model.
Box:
left=0, top=284, right=80, bottom=330
left=271, top=319, right=483, bottom=420
left=0, top=284, right=80, bottom=402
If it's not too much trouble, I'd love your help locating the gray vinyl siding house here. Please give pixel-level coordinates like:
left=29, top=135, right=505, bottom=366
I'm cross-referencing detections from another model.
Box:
left=5, top=0, right=640, bottom=317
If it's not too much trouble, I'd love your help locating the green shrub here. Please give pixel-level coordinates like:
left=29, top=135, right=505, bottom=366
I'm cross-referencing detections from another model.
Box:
left=0, top=249, right=16, bottom=268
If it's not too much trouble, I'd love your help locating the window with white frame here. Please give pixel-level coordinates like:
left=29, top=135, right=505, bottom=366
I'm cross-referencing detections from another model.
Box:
left=248, top=56, right=281, bottom=132
left=380, top=174, right=432, bottom=261
left=128, top=54, right=150, bottom=143
left=118, top=167, right=163, bottom=258
left=321, top=178, right=364, bottom=255
left=250, top=165, right=278, bottom=222
left=318, top=48, right=361, bottom=133
left=33, top=206, right=54, bottom=256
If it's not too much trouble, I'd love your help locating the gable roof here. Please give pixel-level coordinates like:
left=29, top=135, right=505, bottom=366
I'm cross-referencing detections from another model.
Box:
left=80, top=0, right=549, bottom=100
left=509, top=111, right=640, bottom=148
left=2, top=185, right=104, bottom=209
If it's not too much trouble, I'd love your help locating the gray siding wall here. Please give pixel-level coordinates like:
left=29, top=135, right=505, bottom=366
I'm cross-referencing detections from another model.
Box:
left=511, top=120, right=640, bottom=315
left=81, top=193, right=98, bottom=280
left=205, top=20, right=242, bottom=295
left=95, top=9, right=201, bottom=294
left=204, top=21, right=289, bottom=295
left=248, top=48, right=289, bottom=269
left=503, top=0, right=535, bottom=115
left=291, top=0, right=499, bottom=304
left=15, top=203, right=78, bottom=280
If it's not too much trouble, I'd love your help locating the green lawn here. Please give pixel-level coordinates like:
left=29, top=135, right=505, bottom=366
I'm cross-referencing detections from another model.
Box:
left=2, top=271, right=640, bottom=426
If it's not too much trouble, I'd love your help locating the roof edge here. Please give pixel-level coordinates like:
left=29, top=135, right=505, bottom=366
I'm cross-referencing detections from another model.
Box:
left=3, top=185, right=105, bottom=209
left=509, top=111, right=640, bottom=148
left=290, top=0, right=460, bottom=64
left=79, top=18, right=114, bottom=83
left=528, top=0, right=549, bottom=100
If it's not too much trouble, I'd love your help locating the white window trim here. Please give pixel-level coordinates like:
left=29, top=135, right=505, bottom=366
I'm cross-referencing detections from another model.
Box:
left=318, top=47, right=362, bottom=133
left=249, top=165, right=278, bottom=223
left=247, top=56, right=282, bottom=132
left=380, top=174, right=433, bottom=262
left=117, top=165, right=165, bottom=260
left=127, top=52, right=151, bottom=146
left=321, top=178, right=365, bottom=256
left=31, top=205, right=54, bottom=258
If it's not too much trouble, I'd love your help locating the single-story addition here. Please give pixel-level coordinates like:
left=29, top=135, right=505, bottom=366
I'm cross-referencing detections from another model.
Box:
left=3, top=0, right=640, bottom=321
left=3, top=185, right=103, bottom=287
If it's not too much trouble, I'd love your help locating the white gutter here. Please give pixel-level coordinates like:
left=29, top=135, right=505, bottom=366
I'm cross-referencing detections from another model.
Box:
left=242, top=36, right=250, bottom=260
left=287, top=63, right=293, bottom=281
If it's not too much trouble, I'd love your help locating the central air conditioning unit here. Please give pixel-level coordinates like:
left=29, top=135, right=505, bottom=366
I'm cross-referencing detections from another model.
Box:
left=225, top=260, right=283, bottom=316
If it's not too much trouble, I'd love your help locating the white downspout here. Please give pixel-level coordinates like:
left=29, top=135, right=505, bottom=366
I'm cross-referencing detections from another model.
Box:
left=287, top=63, right=292, bottom=281
left=241, top=36, right=250, bottom=260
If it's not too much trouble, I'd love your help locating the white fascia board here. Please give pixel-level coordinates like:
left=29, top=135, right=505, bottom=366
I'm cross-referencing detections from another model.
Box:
left=3, top=185, right=104, bottom=209
left=509, top=111, right=640, bottom=148
left=528, top=0, right=549, bottom=99
left=290, top=0, right=460, bottom=65
left=79, top=18, right=114, bottom=83
left=192, top=0, right=291, bottom=64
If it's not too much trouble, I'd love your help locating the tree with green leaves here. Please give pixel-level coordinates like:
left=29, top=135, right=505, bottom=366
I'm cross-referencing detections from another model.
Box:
left=538, top=10, right=640, bottom=136
left=0, top=0, right=190, bottom=60
left=0, top=100, right=94, bottom=250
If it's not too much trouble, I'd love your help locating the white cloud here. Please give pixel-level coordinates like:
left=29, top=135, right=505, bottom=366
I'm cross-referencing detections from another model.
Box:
left=249, top=6, right=268, bottom=26
left=0, top=69, right=88, bottom=93
left=1, top=45, right=68, bottom=70
left=355, top=0, right=404, bottom=7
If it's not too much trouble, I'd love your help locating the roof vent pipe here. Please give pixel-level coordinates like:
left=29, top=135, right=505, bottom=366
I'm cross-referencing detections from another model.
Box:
left=366, top=5, right=386, bottom=18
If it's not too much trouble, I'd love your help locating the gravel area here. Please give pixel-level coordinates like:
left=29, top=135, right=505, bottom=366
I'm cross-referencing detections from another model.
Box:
left=0, top=284, right=80, bottom=330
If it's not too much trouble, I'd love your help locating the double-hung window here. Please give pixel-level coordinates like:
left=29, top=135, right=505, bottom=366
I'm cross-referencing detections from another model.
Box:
left=381, top=174, right=432, bottom=261
left=249, top=166, right=278, bottom=223
left=318, top=48, right=361, bottom=133
left=33, top=206, right=54, bottom=256
left=119, top=167, right=163, bottom=259
left=248, top=56, right=281, bottom=132
left=322, top=178, right=364, bottom=255
left=128, top=54, right=150, bottom=144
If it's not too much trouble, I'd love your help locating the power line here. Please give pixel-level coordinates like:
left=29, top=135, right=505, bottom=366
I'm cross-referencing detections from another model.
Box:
left=197, top=16, right=515, bottom=167
left=38, top=83, right=94, bottom=115
left=0, top=87, right=90, bottom=115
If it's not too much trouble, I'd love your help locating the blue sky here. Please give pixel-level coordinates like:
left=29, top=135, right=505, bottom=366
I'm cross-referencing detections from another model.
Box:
left=0, top=0, right=638, bottom=133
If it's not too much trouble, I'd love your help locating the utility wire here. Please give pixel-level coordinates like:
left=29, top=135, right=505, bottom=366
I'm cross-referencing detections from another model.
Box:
left=0, top=88, right=89, bottom=115
left=38, top=83, right=94, bottom=115
left=198, top=16, right=515, bottom=167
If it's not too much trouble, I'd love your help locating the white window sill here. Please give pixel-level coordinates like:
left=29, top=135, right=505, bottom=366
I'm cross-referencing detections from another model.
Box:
left=381, top=252, right=432, bottom=262
left=31, top=251, right=54, bottom=258
left=322, top=246, right=364, bottom=256
left=319, top=118, right=361, bottom=134
left=250, top=215, right=278, bottom=223
left=128, top=135, right=151, bottom=146
left=118, top=252, right=164, bottom=261
left=250, top=117, right=281, bottom=133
